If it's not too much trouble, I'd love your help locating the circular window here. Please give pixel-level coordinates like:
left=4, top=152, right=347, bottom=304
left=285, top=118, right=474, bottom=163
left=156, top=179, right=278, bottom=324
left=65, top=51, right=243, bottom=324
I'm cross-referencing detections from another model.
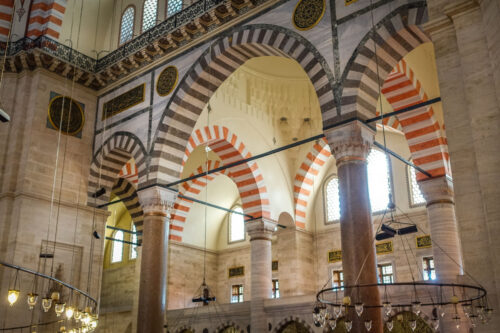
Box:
left=156, top=66, right=179, bottom=96
left=47, top=96, right=84, bottom=135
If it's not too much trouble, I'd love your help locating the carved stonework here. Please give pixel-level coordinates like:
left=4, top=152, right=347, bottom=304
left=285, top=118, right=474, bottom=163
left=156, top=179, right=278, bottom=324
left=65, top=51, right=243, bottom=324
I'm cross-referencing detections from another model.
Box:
left=292, top=0, right=326, bottom=31
left=418, top=176, right=454, bottom=207
left=245, top=218, right=277, bottom=241
left=156, top=66, right=178, bottom=96
left=324, top=120, right=375, bottom=164
left=137, top=186, right=178, bottom=215
left=102, top=84, right=145, bottom=120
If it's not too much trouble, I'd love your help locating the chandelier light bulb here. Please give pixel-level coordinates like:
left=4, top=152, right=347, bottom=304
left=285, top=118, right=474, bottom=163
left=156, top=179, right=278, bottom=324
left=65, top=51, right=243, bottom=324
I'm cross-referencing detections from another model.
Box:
left=328, top=319, right=336, bottom=329
left=409, top=319, right=417, bottom=331
left=54, top=302, right=65, bottom=317
left=333, top=305, right=341, bottom=318
left=82, top=313, right=91, bottom=325
left=431, top=318, right=439, bottom=330
left=345, top=320, right=352, bottom=332
left=364, top=320, right=372, bottom=331
left=355, top=302, right=364, bottom=317
left=411, top=301, right=421, bottom=315
left=386, top=320, right=394, bottom=331
left=27, top=293, right=38, bottom=310
left=74, top=310, right=82, bottom=321
left=7, top=289, right=20, bottom=306
left=383, top=301, right=392, bottom=316
left=51, top=291, right=60, bottom=302
left=65, top=306, right=74, bottom=319
left=41, top=297, right=52, bottom=312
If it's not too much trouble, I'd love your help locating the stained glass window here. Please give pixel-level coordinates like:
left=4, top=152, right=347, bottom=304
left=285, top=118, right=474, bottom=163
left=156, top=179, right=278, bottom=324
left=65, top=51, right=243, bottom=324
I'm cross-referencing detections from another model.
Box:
left=325, top=176, right=341, bottom=222
left=167, top=0, right=183, bottom=17
left=367, top=149, right=392, bottom=213
left=130, top=224, right=138, bottom=259
left=229, top=206, right=245, bottom=242
left=111, top=231, right=124, bottom=263
left=423, top=257, right=436, bottom=281
left=332, top=270, right=344, bottom=290
left=119, top=6, right=135, bottom=45
left=377, top=263, right=394, bottom=284
left=142, top=0, right=158, bottom=32
left=408, top=165, right=426, bottom=206
left=230, top=285, right=244, bottom=303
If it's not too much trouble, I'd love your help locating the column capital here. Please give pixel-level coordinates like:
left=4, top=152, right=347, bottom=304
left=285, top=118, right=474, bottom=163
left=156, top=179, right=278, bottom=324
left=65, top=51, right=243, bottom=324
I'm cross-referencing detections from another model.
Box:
left=246, top=218, right=277, bottom=241
left=324, top=120, right=375, bottom=164
left=418, top=176, right=455, bottom=207
left=137, top=186, right=178, bottom=216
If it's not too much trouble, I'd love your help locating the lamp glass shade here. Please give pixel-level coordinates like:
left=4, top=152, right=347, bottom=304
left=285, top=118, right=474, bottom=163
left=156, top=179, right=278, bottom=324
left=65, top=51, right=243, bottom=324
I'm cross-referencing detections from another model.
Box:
left=7, top=289, right=20, bottom=306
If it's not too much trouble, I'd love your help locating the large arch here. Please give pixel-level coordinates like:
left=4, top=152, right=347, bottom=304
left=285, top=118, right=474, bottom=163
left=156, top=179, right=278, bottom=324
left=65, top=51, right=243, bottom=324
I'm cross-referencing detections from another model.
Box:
left=180, top=125, right=270, bottom=220
left=88, top=132, right=148, bottom=207
left=111, top=177, right=144, bottom=244
left=149, top=24, right=335, bottom=185
left=336, top=3, right=430, bottom=123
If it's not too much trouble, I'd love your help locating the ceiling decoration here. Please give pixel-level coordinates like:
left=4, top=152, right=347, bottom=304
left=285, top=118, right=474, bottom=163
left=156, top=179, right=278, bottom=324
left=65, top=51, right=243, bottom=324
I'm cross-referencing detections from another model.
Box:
left=292, top=0, right=326, bottom=31
left=156, top=65, right=178, bottom=96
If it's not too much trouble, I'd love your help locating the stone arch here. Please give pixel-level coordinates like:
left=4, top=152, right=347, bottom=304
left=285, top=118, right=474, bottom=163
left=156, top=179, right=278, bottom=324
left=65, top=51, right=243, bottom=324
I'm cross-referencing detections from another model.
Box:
left=179, top=125, right=270, bottom=220
left=215, top=321, right=244, bottom=333
left=111, top=177, right=144, bottom=244
left=337, top=2, right=430, bottom=122
left=88, top=132, right=148, bottom=207
left=149, top=24, right=335, bottom=185
left=273, top=317, right=313, bottom=333
left=170, top=161, right=230, bottom=242
left=293, top=137, right=331, bottom=229
left=381, top=59, right=450, bottom=180
left=175, top=326, right=195, bottom=333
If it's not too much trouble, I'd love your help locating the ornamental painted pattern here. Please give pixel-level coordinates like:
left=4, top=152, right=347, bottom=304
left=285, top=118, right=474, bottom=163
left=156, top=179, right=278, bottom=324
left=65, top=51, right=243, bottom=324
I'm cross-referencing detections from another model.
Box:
left=328, top=249, right=342, bottom=263
left=376, top=241, right=393, bottom=255
left=47, top=95, right=85, bottom=136
left=102, top=84, right=145, bottom=120
left=156, top=66, right=178, bottom=96
left=228, top=266, right=244, bottom=278
left=292, top=0, right=325, bottom=31
left=416, top=235, right=432, bottom=249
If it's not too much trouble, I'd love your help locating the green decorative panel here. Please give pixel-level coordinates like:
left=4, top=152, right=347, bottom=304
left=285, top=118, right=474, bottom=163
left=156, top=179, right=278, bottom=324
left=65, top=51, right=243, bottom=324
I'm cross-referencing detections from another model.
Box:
left=328, top=249, right=342, bottom=263
left=102, top=84, right=145, bottom=120
left=376, top=241, right=394, bottom=255
left=416, top=235, right=432, bottom=249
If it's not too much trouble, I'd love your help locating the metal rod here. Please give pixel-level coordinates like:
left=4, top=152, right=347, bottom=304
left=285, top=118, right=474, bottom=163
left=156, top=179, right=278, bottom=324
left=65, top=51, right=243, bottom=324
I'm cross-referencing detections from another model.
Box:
left=106, top=225, right=139, bottom=234
left=105, top=237, right=140, bottom=246
left=178, top=193, right=254, bottom=219
left=373, top=141, right=432, bottom=178
left=365, top=97, right=442, bottom=123
left=0, top=260, right=97, bottom=304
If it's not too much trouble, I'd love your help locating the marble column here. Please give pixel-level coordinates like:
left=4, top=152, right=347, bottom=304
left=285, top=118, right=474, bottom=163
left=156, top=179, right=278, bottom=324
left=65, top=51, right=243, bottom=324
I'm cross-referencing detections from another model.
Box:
left=136, top=187, right=177, bottom=333
left=246, top=218, right=277, bottom=333
left=419, top=176, right=463, bottom=281
left=325, top=120, right=382, bottom=333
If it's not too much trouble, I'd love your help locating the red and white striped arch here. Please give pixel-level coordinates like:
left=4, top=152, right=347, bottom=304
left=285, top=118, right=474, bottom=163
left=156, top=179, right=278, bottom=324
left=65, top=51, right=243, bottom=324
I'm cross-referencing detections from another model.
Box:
left=182, top=125, right=270, bottom=222
left=382, top=59, right=450, bottom=180
left=119, top=159, right=139, bottom=185
left=293, top=138, right=331, bottom=229
left=0, top=1, right=14, bottom=42
left=27, top=0, right=66, bottom=40
left=170, top=161, right=229, bottom=242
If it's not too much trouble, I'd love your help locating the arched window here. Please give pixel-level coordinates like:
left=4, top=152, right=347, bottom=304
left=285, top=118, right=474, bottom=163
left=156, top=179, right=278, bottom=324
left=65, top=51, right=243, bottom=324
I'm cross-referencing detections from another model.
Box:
left=408, top=165, right=426, bottom=206
left=367, top=149, right=392, bottom=213
left=142, top=0, right=158, bottom=32
left=166, top=0, right=182, bottom=17
left=130, top=224, right=138, bottom=259
left=229, top=206, right=245, bottom=243
left=111, top=230, right=124, bottom=263
left=119, top=6, right=135, bottom=45
left=325, top=176, right=340, bottom=223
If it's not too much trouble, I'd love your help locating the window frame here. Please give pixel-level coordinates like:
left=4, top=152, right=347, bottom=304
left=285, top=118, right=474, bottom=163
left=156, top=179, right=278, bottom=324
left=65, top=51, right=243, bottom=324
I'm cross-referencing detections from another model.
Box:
left=230, top=284, right=244, bottom=303
left=129, top=223, right=138, bottom=260
left=166, top=0, right=183, bottom=18
left=141, top=0, right=159, bottom=33
left=422, top=256, right=436, bottom=281
left=406, top=164, right=426, bottom=208
left=110, top=230, right=124, bottom=264
left=332, top=269, right=344, bottom=290
left=323, top=173, right=341, bottom=225
left=367, top=148, right=395, bottom=215
left=118, top=5, right=136, bottom=46
left=271, top=279, right=280, bottom=299
left=377, top=262, right=395, bottom=284
left=228, top=205, right=246, bottom=244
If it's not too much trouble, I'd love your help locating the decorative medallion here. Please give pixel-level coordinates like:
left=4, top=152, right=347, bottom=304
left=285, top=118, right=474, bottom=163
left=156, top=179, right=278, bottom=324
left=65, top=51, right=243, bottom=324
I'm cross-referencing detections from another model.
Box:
left=156, top=66, right=178, bottom=96
left=376, top=241, right=394, bottom=255
left=102, top=84, right=145, bottom=120
left=228, top=266, right=244, bottom=278
left=344, top=0, right=358, bottom=6
left=47, top=96, right=85, bottom=136
left=328, top=249, right=342, bottom=263
left=292, top=0, right=326, bottom=31
left=416, top=235, right=432, bottom=249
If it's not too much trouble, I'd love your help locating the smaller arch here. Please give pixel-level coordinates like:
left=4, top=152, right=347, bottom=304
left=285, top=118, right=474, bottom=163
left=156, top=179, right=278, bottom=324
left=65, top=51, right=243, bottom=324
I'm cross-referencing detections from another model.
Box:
left=111, top=177, right=144, bottom=245
left=273, top=317, right=313, bottom=333
left=215, top=321, right=244, bottom=333
left=119, top=6, right=135, bottom=45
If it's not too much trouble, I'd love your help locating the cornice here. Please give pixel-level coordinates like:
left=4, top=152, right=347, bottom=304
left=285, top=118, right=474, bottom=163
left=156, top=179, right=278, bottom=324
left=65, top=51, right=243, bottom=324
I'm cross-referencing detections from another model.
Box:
left=2, top=0, right=281, bottom=92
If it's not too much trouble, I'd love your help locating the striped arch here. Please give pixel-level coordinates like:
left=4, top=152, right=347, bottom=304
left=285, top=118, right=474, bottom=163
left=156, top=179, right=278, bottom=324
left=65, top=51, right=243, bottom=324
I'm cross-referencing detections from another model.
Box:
left=0, top=1, right=14, bottom=42
left=111, top=177, right=144, bottom=245
left=170, top=161, right=229, bottom=242
left=336, top=3, right=430, bottom=124
left=181, top=125, right=270, bottom=220
left=382, top=59, right=450, bottom=180
left=27, top=0, right=67, bottom=40
left=293, top=137, right=331, bottom=229
left=119, top=159, right=139, bottom=185
left=150, top=24, right=335, bottom=185
left=88, top=132, right=147, bottom=207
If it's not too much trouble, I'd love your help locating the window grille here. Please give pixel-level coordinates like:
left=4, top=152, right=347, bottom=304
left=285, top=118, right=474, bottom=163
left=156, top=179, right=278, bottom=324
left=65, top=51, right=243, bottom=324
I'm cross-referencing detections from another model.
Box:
left=325, top=177, right=340, bottom=222
left=142, top=0, right=158, bottom=32
left=167, top=0, right=183, bottom=17
left=119, top=7, right=135, bottom=45
left=229, top=206, right=245, bottom=242
left=377, top=263, right=394, bottom=284
left=408, top=165, right=426, bottom=206
left=230, top=285, right=244, bottom=303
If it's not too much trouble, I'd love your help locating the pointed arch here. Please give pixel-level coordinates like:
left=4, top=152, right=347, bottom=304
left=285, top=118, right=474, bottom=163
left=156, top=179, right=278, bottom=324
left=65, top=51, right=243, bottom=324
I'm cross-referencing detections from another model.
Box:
left=149, top=24, right=335, bottom=185
left=335, top=3, right=430, bottom=124
left=293, top=137, right=331, bottom=229
left=111, top=177, right=144, bottom=245
left=273, top=316, right=314, bottom=333
left=381, top=59, right=450, bottom=180
left=88, top=132, right=147, bottom=207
